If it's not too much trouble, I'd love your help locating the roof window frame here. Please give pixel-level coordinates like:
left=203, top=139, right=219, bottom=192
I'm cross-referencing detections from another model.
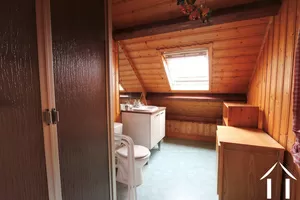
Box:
left=160, top=43, right=212, bottom=92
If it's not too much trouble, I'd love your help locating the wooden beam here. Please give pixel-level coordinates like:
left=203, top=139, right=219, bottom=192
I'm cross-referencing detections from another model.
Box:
left=146, top=93, right=247, bottom=102
left=114, top=0, right=281, bottom=41
left=118, top=41, right=147, bottom=104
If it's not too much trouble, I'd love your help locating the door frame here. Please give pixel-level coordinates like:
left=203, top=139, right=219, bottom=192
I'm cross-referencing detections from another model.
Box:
left=105, top=0, right=117, bottom=199
left=35, top=0, right=62, bottom=199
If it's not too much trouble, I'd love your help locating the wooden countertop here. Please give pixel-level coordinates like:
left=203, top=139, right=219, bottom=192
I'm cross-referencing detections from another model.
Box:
left=217, top=126, right=284, bottom=150
left=121, top=107, right=166, bottom=115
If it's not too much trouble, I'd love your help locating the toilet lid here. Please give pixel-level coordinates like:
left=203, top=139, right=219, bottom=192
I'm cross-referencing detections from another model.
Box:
left=117, top=145, right=150, bottom=159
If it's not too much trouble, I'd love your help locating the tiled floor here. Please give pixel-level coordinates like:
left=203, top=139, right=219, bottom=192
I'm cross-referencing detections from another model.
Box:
left=117, top=138, right=218, bottom=200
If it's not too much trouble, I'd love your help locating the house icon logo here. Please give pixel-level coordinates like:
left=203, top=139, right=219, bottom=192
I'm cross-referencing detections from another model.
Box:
left=260, top=162, right=297, bottom=199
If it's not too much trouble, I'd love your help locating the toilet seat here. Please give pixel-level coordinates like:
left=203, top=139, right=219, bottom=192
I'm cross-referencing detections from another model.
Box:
left=117, top=145, right=150, bottom=159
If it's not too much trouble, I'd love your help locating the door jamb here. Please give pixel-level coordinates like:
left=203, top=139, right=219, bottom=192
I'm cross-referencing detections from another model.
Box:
left=105, top=0, right=117, bottom=199
left=35, top=0, right=62, bottom=199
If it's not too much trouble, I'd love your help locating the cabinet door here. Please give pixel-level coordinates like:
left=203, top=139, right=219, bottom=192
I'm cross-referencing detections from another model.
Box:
left=51, top=0, right=111, bottom=199
left=151, top=113, right=161, bottom=149
left=122, top=112, right=151, bottom=148
left=0, top=1, right=49, bottom=199
left=159, top=110, right=166, bottom=139
left=216, top=139, right=221, bottom=195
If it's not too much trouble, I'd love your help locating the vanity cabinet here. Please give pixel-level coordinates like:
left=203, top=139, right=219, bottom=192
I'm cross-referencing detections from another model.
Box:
left=122, top=108, right=166, bottom=149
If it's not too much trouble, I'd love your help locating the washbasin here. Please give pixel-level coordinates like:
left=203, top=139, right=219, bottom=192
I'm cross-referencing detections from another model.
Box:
left=132, top=106, right=158, bottom=112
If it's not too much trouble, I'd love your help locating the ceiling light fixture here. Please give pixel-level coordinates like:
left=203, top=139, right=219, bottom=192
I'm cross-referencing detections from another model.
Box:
left=177, top=0, right=212, bottom=22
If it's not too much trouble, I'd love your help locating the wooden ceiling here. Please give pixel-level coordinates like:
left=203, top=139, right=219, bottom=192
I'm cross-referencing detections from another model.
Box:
left=112, top=0, right=258, bottom=29
left=113, top=0, right=280, bottom=94
left=117, top=17, right=271, bottom=93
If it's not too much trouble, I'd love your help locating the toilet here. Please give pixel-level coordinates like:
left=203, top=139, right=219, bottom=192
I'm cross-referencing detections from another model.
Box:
left=114, top=123, right=151, bottom=187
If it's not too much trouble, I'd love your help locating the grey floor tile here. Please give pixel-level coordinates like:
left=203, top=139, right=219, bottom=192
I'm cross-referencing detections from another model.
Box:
left=117, top=138, right=218, bottom=200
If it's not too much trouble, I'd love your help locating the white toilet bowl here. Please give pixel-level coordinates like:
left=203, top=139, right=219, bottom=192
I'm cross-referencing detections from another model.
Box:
left=116, top=145, right=151, bottom=186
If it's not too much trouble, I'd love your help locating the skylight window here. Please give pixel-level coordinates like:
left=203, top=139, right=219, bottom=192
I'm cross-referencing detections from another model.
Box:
left=163, top=48, right=210, bottom=91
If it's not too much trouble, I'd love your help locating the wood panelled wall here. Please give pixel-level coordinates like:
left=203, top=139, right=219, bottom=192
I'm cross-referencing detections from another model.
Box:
left=118, top=17, right=270, bottom=93
left=149, top=98, right=224, bottom=142
left=166, top=120, right=217, bottom=142
left=248, top=0, right=300, bottom=198
left=248, top=0, right=297, bottom=151
left=113, top=41, right=121, bottom=122
left=148, top=94, right=246, bottom=141
left=149, top=99, right=223, bottom=121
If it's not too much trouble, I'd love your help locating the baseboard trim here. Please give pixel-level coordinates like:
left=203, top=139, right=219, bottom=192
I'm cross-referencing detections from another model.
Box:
left=166, top=133, right=216, bottom=143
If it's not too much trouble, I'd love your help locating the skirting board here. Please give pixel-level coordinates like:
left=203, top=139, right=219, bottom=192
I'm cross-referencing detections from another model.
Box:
left=166, top=132, right=216, bottom=143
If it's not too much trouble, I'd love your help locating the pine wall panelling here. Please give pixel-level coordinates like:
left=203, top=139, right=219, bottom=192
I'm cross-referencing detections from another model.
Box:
left=166, top=120, right=217, bottom=142
left=113, top=41, right=121, bottom=122
left=117, top=17, right=270, bottom=141
left=117, top=17, right=270, bottom=94
left=247, top=0, right=300, bottom=199
left=149, top=97, right=224, bottom=141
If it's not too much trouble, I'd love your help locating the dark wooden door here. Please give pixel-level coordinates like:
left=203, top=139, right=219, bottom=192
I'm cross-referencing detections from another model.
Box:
left=0, top=0, right=49, bottom=199
left=50, top=0, right=111, bottom=199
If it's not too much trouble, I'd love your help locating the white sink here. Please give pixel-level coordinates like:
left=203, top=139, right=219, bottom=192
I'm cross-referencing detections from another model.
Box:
left=132, top=106, right=158, bottom=112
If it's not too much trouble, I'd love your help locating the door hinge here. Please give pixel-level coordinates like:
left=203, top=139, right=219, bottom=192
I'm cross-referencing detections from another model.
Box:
left=51, top=108, right=59, bottom=124
left=44, top=108, right=59, bottom=125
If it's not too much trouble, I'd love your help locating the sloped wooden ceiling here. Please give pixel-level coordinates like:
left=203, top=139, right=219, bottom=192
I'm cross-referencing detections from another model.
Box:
left=118, top=17, right=270, bottom=93
left=112, top=0, right=258, bottom=29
